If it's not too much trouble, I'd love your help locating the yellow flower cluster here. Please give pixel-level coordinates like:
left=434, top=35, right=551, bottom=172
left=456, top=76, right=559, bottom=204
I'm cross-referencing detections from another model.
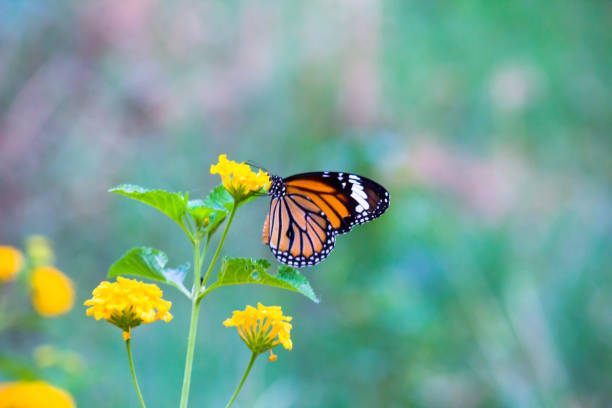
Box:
left=0, top=246, right=23, bottom=282
left=210, top=154, right=270, bottom=200
left=224, top=302, right=293, bottom=358
left=31, top=266, right=75, bottom=317
left=0, top=381, right=75, bottom=408
left=84, top=276, right=173, bottom=340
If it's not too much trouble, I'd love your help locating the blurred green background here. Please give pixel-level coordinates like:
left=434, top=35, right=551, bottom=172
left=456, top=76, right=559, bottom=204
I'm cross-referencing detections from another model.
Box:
left=1, top=0, right=611, bottom=407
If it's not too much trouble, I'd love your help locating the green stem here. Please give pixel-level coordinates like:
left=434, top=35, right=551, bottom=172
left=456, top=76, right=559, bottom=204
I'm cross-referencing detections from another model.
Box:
left=201, top=204, right=237, bottom=290
left=179, top=222, right=195, bottom=246
left=179, top=239, right=203, bottom=408
left=126, top=339, right=147, bottom=408
left=225, top=352, right=258, bottom=408
left=184, top=215, right=196, bottom=237
left=179, top=202, right=238, bottom=407
left=179, top=298, right=201, bottom=408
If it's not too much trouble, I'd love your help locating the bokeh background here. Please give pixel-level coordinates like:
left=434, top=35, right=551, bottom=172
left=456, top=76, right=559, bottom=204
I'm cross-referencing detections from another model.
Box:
left=1, top=1, right=611, bottom=407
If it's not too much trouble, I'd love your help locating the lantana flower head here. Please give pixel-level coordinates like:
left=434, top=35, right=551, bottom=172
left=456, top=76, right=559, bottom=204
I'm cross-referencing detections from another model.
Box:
left=31, top=266, right=75, bottom=317
left=0, top=246, right=24, bottom=282
left=0, top=381, right=75, bottom=408
left=84, top=276, right=173, bottom=340
left=210, top=154, right=270, bottom=201
left=223, top=302, right=292, bottom=360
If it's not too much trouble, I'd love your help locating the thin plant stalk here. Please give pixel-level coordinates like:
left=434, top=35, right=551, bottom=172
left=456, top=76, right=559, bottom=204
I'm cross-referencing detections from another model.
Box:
left=225, top=352, right=258, bottom=408
left=202, top=205, right=237, bottom=288
left=179, top=204, right=238, bottom=408
left=126, top=339, right=147, bottom=408
left=179, top=237, right=203, bottom=408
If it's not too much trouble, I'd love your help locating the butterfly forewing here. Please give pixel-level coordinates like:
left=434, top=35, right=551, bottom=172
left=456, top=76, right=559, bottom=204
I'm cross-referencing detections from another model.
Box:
left=285, top=172, right=389, bottom=233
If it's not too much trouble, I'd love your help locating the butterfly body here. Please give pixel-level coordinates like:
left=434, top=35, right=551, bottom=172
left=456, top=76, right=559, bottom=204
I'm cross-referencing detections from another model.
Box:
left=263, top=171, right=389, bottom=267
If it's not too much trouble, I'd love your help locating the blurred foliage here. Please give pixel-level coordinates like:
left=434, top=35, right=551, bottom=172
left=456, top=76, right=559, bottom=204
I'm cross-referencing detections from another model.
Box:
left=1, top=0, right=611, bottom=407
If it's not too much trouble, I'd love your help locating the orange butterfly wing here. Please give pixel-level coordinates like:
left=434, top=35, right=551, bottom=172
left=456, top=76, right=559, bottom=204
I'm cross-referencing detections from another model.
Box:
left=263, top=172, right=389, bottom=267
left=263, top=194, right=335, bottom=266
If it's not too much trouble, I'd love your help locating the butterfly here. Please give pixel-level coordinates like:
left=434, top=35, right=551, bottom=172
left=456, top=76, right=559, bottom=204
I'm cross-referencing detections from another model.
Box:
left=262, top=171, right=390, bottom=267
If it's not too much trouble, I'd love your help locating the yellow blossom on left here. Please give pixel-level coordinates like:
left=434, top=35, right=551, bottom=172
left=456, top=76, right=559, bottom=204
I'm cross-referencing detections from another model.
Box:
left=84, top=276, right=173, bottom=340
left=0, top=381, right=75, bottom=408
left=31, top=266, right=75, bottom=317
left=223, top=302, right=293, bottom=358
left=210, top=154, right=270, bottom=201
left=0, top=246, right=24, bottom=282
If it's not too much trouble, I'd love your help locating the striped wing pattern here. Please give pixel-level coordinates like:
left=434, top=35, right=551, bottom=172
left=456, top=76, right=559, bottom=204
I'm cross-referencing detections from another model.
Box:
left=263, top=172, right=390, bottom=267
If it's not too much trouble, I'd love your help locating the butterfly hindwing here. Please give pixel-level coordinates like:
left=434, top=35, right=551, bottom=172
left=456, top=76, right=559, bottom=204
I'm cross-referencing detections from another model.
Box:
left=264, top=195, right=336, bottom=267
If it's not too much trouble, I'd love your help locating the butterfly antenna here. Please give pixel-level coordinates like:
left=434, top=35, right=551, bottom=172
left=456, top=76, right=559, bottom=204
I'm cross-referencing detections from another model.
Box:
left=246, top=160, right=269, bottom=173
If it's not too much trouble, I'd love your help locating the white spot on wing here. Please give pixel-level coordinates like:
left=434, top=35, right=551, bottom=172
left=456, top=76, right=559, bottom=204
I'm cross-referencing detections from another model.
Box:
left=351, top=190, right=370, bottom=210
left=349, top=180, right=369, bottom=210
left=354, top=188, right=367, bottom=199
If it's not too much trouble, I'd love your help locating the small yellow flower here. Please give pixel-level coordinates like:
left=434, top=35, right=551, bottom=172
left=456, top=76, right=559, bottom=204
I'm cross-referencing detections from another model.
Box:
left=0, top=381, right=75, bottom=408
left=223, top=302, right=293, bottom=357
left=210, top=154, right=270, bottom=201
left=0, top=246, right=23, bottom=282
left=31, top=266, right=75, bottom=317
left=84, top=276, right=173, bottom=340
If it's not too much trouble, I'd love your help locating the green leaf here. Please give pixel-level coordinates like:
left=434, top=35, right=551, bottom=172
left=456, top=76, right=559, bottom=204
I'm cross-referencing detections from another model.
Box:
left=109, top=184, right=190, bottom=237
left=108, top=247, right=190, bottom=297
left=108, top=247, right=168, bottom=282
left=204, top=184, right=234, bottom=212
left=187, top=199, right=227, bottom=238
left=202, top=257, right=319, bottom=303
left=204, top=184, right=266, bottom=213
left=206, top=210, right=228, bottom=238
left=163, top=263, right=190, bottom=289
left=0, top=354, right=40, bottom=381
left=187, top=199, right=214, bottom=227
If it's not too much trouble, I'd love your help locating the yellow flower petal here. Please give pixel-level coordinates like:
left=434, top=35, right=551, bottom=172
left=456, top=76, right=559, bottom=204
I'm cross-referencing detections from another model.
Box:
left=224, top=302, right=293, bottom=356
left=0, top=246, right=23, bottom=282
left=210, top=154, right=270, bottom=200
left=0, top=381, right=75, bottom=408
left=31, top=266, right=75, bottom=317
left=84, top=277, right=173, bottom=339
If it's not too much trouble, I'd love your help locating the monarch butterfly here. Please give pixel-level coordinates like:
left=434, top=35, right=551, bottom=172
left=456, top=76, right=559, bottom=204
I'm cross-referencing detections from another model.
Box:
left=262, top=171, right=390, bottom=267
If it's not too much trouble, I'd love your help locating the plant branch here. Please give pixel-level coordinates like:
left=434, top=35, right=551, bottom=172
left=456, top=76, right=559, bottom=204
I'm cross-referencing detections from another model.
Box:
left=179, top=200, right=239, bottom=407
left=170, top=281, right=191, bottom=298
left=179, top=238, right=203, bottom=408
left=200, top=204, right=237, bottom=292
left=225, top=352, right=258, bottom=408
left=126, top=339, right=147, bottom=408
left=179, top=221, right=195, bottom=246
